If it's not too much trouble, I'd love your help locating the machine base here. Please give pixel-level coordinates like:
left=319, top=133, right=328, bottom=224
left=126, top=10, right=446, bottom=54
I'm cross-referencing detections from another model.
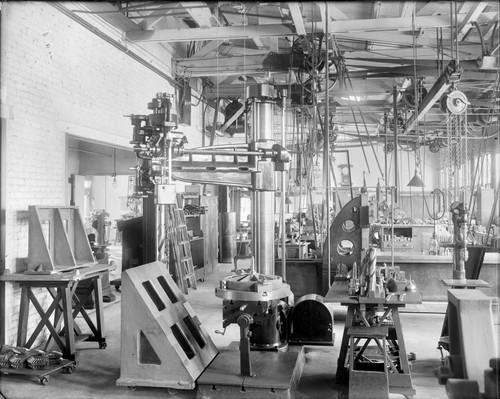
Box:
left=197, top=347, right=306, bottom=399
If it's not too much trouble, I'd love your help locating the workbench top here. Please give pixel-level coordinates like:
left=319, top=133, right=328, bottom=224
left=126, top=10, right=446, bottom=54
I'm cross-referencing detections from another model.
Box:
left=324, top=279, right=422, bottom=305
left=377, top=252, right=500, bottom=264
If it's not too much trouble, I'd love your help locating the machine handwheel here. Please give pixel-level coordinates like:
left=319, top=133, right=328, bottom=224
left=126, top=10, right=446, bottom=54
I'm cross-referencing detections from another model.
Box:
left=40, top=375, right=51, bottom=386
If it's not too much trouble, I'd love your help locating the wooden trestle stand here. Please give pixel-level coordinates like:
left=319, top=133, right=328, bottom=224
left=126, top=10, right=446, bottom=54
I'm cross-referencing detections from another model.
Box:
left=0, top=206, right=112, bottom=361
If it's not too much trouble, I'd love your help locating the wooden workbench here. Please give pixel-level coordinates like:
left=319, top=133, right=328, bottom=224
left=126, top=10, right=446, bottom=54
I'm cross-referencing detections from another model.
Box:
left=325, top=280, right=422, bottom=398
left=1, top=263, right=112, bottom=360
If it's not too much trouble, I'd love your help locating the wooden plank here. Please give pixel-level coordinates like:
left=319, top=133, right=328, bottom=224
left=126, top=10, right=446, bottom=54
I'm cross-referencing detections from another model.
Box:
left=401, top=2, right=416, bottom=18
left=289, top=3, right=306, bottom=36
left=80, top=2, right=139, bottom=32
left=327, top=3, right=349, bottom=21
left=126, top=15, right=451, bottom=43
left=457, top=2, right=489, bottom=41
left=181, top=1, right=215, bottom=28
left=126, top=24, right=296, bottom=42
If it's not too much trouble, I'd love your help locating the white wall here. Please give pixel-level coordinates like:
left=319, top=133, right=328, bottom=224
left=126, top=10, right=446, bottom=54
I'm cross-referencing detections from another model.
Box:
left=0, top=2, right=211, bottom=344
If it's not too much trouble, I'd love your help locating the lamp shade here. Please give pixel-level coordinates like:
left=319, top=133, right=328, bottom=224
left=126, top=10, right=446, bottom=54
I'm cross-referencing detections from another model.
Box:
left=407, top=170, right=425, bottom=187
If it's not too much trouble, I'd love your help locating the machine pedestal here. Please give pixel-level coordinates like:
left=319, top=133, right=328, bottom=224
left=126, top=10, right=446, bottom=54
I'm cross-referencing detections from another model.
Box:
left=197, top=346, right=305, bottom=399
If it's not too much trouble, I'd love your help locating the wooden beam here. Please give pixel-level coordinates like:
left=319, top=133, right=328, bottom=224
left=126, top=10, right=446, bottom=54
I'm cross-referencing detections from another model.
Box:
left=367, top=2, right=382, bottom=50
left=289, top=2, right=307, bottom=36
left=82, top=2, right=139, bottom=31
left=180, top=1, right=216, bottom=28
left=126, top=24, right=296, bottom=42
left=457, top=1, right=489, bottom=41
left=126, top=15, right=451, bottom=43
left=140, top=5, right=180, bottom=30
left=401, top=2, right=416, bottom=18
left=190, top=40, right=223, bottom=58
left=327, top=3, right=349, bottom=21
left=175, top=54, right=267, bottom=69
left=416, top=2, right=448, bottom=16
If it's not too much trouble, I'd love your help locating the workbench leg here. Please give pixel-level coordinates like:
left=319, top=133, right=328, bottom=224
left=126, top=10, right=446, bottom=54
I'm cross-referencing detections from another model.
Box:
left=17, top=286, right=30, bottom=347
left=336, top=305, right=355, bottom=384
left=93, top=275, right=106, bottom=346
left=61, top=286, right=76, bottom=360
left=392, top=308, right=411, bottom=374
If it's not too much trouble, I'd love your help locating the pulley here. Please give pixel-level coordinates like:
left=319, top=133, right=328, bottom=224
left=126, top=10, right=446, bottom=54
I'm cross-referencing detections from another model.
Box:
left=445, top=91, right=469, bottom=115
left=388, top=115, right=404, bottom=132
left=402, top=84, right=428, bottom=109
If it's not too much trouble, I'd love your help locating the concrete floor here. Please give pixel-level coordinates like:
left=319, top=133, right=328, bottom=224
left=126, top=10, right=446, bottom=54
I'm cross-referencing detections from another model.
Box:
left=0, top=247, right=498, bottom=399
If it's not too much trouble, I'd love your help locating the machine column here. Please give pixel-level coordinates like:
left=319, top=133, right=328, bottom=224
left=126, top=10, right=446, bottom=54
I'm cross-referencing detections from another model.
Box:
left=251, top=90, right=276, bottom=276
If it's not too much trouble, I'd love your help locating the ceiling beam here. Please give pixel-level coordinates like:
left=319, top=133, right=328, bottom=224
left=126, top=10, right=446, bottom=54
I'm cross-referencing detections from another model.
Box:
left=126, top=15, right=451, bottom=42
left=288, top=3, right=306, bottom=36
left=126, top=24, right=296, bottom=42
left=367, top=2, right=382, bottom=50
left=457, top=1, right=489, bottom=41
left=139, top=5, right=180, bottom=30
left=180, top=1, right=216, bottom=28
left=327, top=3, right=349, bottom=21
left=401, top=2, right=416, bottom=18
left=82, top=2, right=139, bottom=31
left=190, top=40, right=224, bottom=58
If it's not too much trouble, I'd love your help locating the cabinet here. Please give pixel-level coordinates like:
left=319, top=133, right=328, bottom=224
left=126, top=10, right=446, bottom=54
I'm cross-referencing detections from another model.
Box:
left=380, top=225, right=435, bottom=253
left=182, top=193, right=218, bottom=279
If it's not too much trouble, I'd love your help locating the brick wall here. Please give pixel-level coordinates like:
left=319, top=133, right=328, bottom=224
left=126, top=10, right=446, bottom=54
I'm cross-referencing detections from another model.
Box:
left=0, top=2, right=211, bottom=344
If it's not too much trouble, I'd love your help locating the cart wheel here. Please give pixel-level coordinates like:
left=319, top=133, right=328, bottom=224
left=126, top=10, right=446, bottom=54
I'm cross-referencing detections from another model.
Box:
left=167, top=388, right=177, bottom=396
left=40, top=375, right=51, bottom=386
left=99, top=342, right=107, bottom=349
left=65, top=365, right=76, bottom=374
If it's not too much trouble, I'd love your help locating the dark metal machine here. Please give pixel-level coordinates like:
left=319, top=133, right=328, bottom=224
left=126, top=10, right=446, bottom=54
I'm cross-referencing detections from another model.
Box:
left=128, top=86, right=293, bottom=377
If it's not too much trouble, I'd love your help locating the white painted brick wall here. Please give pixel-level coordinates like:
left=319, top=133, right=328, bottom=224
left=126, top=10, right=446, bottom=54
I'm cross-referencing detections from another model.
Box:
left=0, top=2, right=209, bottom=345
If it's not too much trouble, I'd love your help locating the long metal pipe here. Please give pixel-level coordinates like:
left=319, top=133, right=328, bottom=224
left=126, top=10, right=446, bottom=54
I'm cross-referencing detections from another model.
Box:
left=393, top=86, right=399, bottom=203
left=280, top=90, right=287, bottom=282
left=324, top=3, right=331, bottom=288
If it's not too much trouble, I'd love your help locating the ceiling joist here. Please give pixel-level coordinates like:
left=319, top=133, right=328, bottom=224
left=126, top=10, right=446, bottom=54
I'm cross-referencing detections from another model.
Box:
left=125, top=15, right=452, bottom=43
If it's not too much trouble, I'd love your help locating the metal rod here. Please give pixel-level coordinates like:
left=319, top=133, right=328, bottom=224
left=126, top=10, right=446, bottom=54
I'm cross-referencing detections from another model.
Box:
left=281, top=90, right=287, bottom=282
left=183, top=149, right=263, bottom=157
left=346, top=151, right=354, bottom=200
left=325, top=2, right=331, bottom=287
left=391, top=187, right=395, bottom=267
left=384, top=113, right=388, bottom=190
left=393, top=86, right=399, bottom=203
left=328, top=155, right=342, bottom=209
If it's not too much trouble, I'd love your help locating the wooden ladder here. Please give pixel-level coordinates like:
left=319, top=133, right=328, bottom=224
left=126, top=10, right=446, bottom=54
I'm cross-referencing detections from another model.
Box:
left=166, top=204, right=197, bottom=294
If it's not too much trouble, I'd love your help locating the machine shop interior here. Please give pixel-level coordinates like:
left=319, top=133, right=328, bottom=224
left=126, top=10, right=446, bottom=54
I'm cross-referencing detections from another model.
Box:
left=1, top=1, right=500, bottom=399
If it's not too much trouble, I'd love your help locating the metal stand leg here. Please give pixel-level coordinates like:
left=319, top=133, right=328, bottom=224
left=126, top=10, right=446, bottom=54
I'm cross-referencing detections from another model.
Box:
left=238, top=314, right=254, bottom=377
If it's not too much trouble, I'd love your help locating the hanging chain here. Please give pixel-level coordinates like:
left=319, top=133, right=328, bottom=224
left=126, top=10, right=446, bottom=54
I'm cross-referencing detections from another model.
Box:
left=462, top=110, right=469, bottom=208
left=446, top=112, right=455, bottom=209
left=456, top=113, right=463, bottom=198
